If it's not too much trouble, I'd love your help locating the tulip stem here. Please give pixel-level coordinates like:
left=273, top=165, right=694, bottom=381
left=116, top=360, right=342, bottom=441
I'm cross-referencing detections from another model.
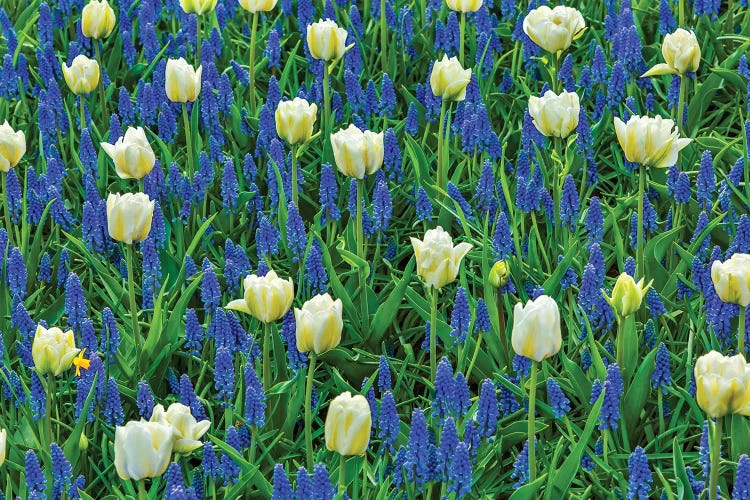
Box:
left=436, top=99, right=448, bottom=193
left=1, top=172, right=12, bottom=247
left=356, top=179, right=367, bottom=332
left=527, top=360, right=537, bottom=484
left=459, top=12, right=466, bottom=66
left=263, top=322, right=272, bottom=391
left=338, top=454, right=347, bottom=495
left=126, top=244, right=141, bottom=366
left=291, top=143, right=298, bottom=205
left=323, top=61, right=331, bottom=158
left=709, top=417, right=722, bottom=500
left=430, top=286, right=438, bottom=384
left=248, top=12, right=258, bottom=114
left=182, top=103, right=195, bottom=178
left=380, top=0, right=387, bottom=73
left=304, top=352, right=317, bottom=471
left=45, top=375, right=55, bottom=447
left=79, top=97, right=86, bottom=132
left=94, top=41, right=106, bottom=119
left=676, top=75, right=686, bottom=133
left=739, top=305, right=746, bottom=354
left=137, top=479, right=147, bottom=500
left=636, top=167, right=646, bottom=280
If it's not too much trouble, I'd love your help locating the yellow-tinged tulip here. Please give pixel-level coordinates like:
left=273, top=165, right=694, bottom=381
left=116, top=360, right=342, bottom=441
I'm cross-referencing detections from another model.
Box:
left=430, top=55, right=472, bottom=102
left=0, top=429, right=6, bottom=467
left=150, top=403, right=211, bottom=454
left=239, top=0, right=277, bottom=12
left=0, top=121, right=26, bottom=172
left=101, top=127, right=156, bottom=179
left=511, top=295, right=561, bottom=362
left=325, top=392, right=371, bottom=456
left=114, top=420, right=174, bottom=480
left=711, top=254, right=750, bottom=307
left=179, top=0, right=217, bottom=14
left=106, top=192, right=155, bottom=244
left=165, top=58, right=202, bottom=103
left=411, top=226, right=472, bottom=290
left=275, top=98, right=318, bottom=145
left=528, top=90, right=580, bottom=138
left=31, top=325, right=80, bottom=376
left=445, top=0, right=482, bottom=13
left=295, top=293, right=343, bottom=355
left=62, top=55, right=100, bottom=95
left=331, top=124, right=384, bottom=179
left=523, top=5, right=585, bottom=54
left=225, top=270, right=294, bottom=323
left=694, top=351, right=750, bottom=418
left=489, top=260, right=509, bottom=288
left=306, top=19, right=348, bottom=62
left=81, top=0, right=116, bottom=39
left=642, top=28, right=700, bottom=77
left=613, top=115, right=691, bottom=168
left=603, top=273, right=652, bottom=318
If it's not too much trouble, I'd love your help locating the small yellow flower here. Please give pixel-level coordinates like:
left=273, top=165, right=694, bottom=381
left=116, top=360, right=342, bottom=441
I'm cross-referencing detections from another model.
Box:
left=73, top=348, right=91, bottom=377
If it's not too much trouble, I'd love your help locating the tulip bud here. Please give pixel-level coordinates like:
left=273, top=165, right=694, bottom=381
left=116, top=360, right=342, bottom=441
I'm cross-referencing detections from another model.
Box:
left=325, top=392, right=371, bottom=456
left=711, top=254, right=750, bottom=307
left=114, top=420, right=174, bottom=480
left=411, top=226, right=472, bottom=290
left=226, top=270, right=294, bottom=323
left=239, top=0, right=277, bottom=12
left=81, top=0, right=116, bottom=39
left=306, top=19, right=348, bottom=61
left=165, top=58, right=203, bottom=103
left=106, top=192, right=155, bottom=244
left=489, top=260, right=509, bottom=288
left=642, top=28, right=700, bottom=77
left=694, top=351, right=750, bottom=418
left=79, top=432, right=89, bottom=451
left=275, top=98, right=318, bottom=145
left=295, top=293, right=343, bottom=355
left=0, top=121, right=26, bottom=172
left=0, top=429, right=6, bottom=467
left=522, top=5, right=585, bottom=54
left=603, top=273, right=652, bottom=318
left=528, top=90, right=580, bottom=138
left=613, top=115, right=691, bottom=168
left=32, top=325, right=81, bottom=376
left=150, top=403, right=211, bottom=454
left=445, top=0, right=482, bottom=13
left=330, top=124, right=384, bottom=179
left=62, top=55, right=100, bottom=95
left=101, top=127, right=156, bottom=180
left=179, top=0, right=217, bottom=14
left=511, top=295, right=562, bottom=362
left=430, top=55, right=472, bottom=102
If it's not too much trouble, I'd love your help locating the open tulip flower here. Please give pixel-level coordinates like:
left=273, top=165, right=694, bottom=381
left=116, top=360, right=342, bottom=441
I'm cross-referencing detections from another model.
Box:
left=642, top=28, right=701, bottom=77
left=225, top=270, right=294, bottom=323
left=522, top=5, right=585, bottom=54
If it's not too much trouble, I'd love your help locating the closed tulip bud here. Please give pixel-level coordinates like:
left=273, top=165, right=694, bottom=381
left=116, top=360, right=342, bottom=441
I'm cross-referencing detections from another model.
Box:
left=0, top=429, right=6, bottom=467
left=275, top=98, right=318, bottom=145
left=79, top=432, right=89, bottom=451
left=32, top=325, right=80, bottom=376
left=165, top=58, right=202, bottom=103
left=81, top=0, right=116, bottom=39
left=528, top=90, right=580, bottom=138
left=511, top=295, right=562, bottom=362
left=489, top=260, right=509, bottom=288
left=603, top=273, right=652, bottom=318
left=106, top=192, right=155, bottom=244
left=642, top=28, right=700, bottom=77
left=62, top=55, right=100, bottom=95
left=446, top=0, right=482, bottom=12
left=226, top=270, right=294, bottom=323
left=711, top=254, right=750, bottom=307
left=150, top=403, right=211, bottom=454
left=179, top=0, right=217, bottom=14
left=0, top=121, right=26, bottom=172
left=694, top=351, right=750, bottom=418
left=306, top=19, right=348, bottom=61
left=523, top=5, right=585, bottom=54
left=295, top=293, right=343, bottom=355
left=430, top=55, right=472, bottom=102
left=411, top=226, right=472, bottom=290
left=331, top=124, right=384, bottom=179
left=325, top=392, right=371, bottom=456
left=614, top=115, right=691, bottom=168
left=239, top=0, right=277, bottom=12
left=114, top=420, right=174, bottom=480
left=101, top=127, right=156, bottom=179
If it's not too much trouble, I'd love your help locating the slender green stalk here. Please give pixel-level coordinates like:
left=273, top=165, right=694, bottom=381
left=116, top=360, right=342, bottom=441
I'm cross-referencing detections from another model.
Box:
left=196, top=15, right=202, bottom=63
left=380, top=0, right=387, bottom=73
left=248, top=12, right=259, bottom=114
left=79, top=97, right=86, bottom=131
left=465, top=334, right=483, bottom=381
left=305, top=353, right=317, bottom=471
left=459, top=12, right=466, bottom=66
left=291, top=143, right=298, bottom=205
left=339, top=454, right=347, bottom=495
left=616, top=316, right=625, bottom=370
left=528, top=361, right=538, bottom=483
left=709, top=418, right=722, bottom=500
left=636, top=167, right=646, bottom=279
left=436, top=100, right=447, bottom=192
left=1, top=172, right=13, bottom=247
left=676, top=75, right=687, bottom=133
left=263, top=322, right=272, bottom=390
left=182, top=103, right=195, bottom=177
left=356, top=179, right=367, bottom=332
left=138, top=479, right=147, bottom=500
left=94, top=42, right=107, bottom=118
left=323, top=61, right=331, bottom=155
left=46, top=375, right=55, bottom=447
left=429, top=286, right=438, bottom=383
left=126, top=245, right=141, bottom=364
left=740, top=305, right=746, bottom=354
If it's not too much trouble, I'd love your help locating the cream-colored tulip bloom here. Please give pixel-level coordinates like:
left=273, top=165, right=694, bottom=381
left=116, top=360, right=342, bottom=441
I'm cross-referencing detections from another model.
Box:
left=331, top=124, right=384, bottom=179
left=306, top=19, right=348, bottom=61
left=32, top=325, right=81, bottom=376
left=511, top=295, right=562, bottom=362
left=114, top=420, right=174, bottom=480
left=165, top=58, right=203, bottom=103
left=0, top=121, right=26, bottom=172
left=613, top=115, right=691, bottom=168
left=295, top=293, right=343, bottom=355
left=275, top=98, right=318, bottom=145
left=445, top=0, right=482, bottom=13
left=225, top=270, right=294, bottom=323
left=0, top=429, right=5, bottom=467
left=430, top=55, right=472, bottom=102
left=711, top=254, right=750, bottom=307
left=106, top=192, right=155, bottom=244
left=81, top=0, right=116, bottom=39
left=62, top=55, right=100, bottom=95
left=179, top=0, right=217, bottom=14
left=528, top=90, right=580, bottom=138
left=695, top=351, right=750, bottom=418
left=150, top=403, right=211, bottom=454
left=643, top=28, right=700, bottom=77
left=101, top=127, right=156, bottom=179
left=522, top=5, right=585, bottom=53
left=411, top=226, right=472, bottom=290
left=325, top=392, right=371, bottom=456
left=239, top=0, right=277, bottom=12
left=603, top=273, right=652, bottom=318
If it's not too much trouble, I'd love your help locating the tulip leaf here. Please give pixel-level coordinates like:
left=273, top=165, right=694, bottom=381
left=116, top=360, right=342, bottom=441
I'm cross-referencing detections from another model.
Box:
left=731, top=414, right=750, bottom=462
left=672, top=438, right=696, bottom=500
left=209, top=435, right=272, bottom=496
left=368, top=256, right=415, bottom=347
left=64, top=372, right=99, bottom=466
left=623, top=347, right=658, bottom=438
left=509, top=474, right=547, bottom=500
